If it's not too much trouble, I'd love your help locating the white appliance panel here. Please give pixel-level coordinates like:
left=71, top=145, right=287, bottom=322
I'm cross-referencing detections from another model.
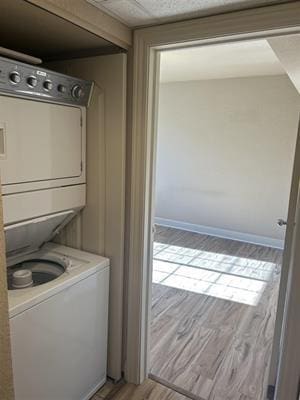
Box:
left=0, top=96, right=82, bottom=185
left=5, top=211, right=76, bottom=258
left=10, top=267, right=109, bottom=400
left=3, top=184, right=85, bottom=225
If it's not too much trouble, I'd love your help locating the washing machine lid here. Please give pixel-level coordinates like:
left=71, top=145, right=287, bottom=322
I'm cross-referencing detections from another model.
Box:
left=5, top=210, right=77, bottom=259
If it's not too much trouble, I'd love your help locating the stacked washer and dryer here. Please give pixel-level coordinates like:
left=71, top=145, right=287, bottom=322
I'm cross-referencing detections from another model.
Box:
left=0, top=56, right=110, bottom=400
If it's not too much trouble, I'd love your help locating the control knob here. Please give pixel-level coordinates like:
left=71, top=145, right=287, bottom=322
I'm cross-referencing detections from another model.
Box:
left=57, top=84, right=66, bottom=94
left=43, top=80, right=53, bottom=91
left=9, top=71, right=21, bottom=84
left=71, top=84, right=84, bottom=100
left=27, top=76, right=38, bottom=88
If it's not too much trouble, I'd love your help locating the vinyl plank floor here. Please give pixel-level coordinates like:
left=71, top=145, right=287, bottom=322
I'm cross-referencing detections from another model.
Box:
left=95, top=379, right=191, bottom=400
left=150, top=226, right=282, bottom=400
left=91, top=380, right=125, bottom=399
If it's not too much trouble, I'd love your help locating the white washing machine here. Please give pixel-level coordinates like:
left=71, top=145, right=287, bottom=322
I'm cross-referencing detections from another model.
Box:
left=0, top=56, right=110, bottom=400
left=7, top=233, right=110, bottom=400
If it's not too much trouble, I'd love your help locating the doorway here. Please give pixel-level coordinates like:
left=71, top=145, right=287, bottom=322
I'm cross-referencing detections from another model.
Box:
left=148, top=39, right=299, bottom=399
left=125, top=7, right=300, bottom=399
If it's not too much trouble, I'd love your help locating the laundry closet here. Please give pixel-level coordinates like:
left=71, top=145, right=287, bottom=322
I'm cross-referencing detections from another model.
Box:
left=0, top=1, right=128, bottom=399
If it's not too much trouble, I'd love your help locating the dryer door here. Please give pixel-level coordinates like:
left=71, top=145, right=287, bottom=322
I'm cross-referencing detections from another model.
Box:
left=0, top=96, right=82, bottom=185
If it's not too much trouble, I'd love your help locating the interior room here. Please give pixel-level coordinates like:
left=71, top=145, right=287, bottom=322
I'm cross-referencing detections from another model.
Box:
left=1, top=2, right=300, bottom=400
left=150, top=40, right=300, bottom=399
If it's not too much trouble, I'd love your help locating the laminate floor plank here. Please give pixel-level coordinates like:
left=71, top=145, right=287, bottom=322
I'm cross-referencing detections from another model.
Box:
left=106, top=379, right=191, bottom=400
left=150, top=226, right=282, bottom=400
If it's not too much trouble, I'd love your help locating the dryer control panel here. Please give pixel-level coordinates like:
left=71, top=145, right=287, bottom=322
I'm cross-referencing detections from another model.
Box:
left=0, top=56, right=93, bottom=106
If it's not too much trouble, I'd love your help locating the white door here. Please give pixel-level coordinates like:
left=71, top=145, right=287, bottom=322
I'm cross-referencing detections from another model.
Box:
left=267, top=119, right=300, bottom=399
left=0, top=96, right=82, bottom=184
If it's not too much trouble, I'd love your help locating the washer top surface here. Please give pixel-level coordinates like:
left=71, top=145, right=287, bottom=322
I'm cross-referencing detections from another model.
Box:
left=7, top=257, right=67, bottom=290
left=7, top=242, right=109, bottom=318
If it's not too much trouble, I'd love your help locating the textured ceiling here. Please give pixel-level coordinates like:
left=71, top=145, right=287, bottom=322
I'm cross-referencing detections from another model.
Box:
left=160, top=39, right=286, bottom=82
left=87, top=0, right=292, bottom=27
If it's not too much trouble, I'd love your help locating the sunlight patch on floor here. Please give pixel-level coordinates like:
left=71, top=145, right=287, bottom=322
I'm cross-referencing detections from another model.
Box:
left=152, top=242, right=276, bottom=306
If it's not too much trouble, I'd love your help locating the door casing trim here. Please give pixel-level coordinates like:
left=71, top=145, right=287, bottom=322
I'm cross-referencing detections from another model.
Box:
left=126, top=3, right=300, bottom=399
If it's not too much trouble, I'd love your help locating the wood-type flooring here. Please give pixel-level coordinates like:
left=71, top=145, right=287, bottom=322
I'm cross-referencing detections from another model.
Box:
left=149, top=226, right=282, bottom=400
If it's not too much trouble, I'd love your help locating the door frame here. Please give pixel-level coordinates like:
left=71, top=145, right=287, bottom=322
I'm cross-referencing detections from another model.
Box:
left=125, top=2, right=300, bottom=399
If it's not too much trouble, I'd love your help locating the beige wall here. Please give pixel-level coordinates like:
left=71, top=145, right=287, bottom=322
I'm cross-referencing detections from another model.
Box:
left=49, top=54, right=126, bottom=381
left=155, top=75, right=300, bottom=245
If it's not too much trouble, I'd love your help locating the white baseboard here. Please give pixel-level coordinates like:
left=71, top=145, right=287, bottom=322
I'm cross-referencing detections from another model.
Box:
left=154, top=217, right=284, bottom=249
left=82, top=377, right=107, bottom=400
